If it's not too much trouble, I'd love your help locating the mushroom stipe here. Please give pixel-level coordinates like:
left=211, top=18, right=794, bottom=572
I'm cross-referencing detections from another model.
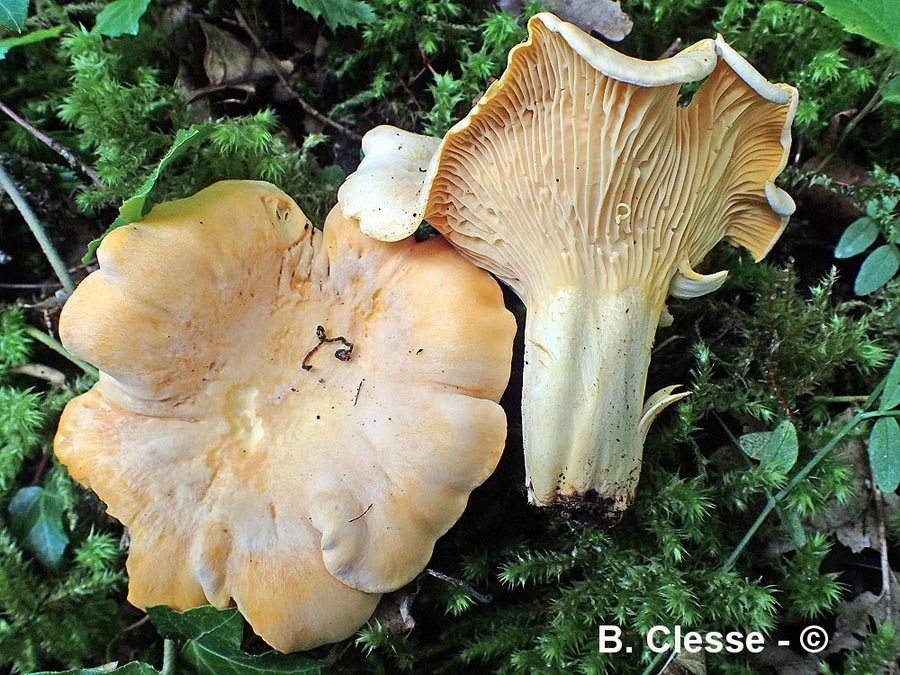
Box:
left=339, top=12, right=798, bottom=518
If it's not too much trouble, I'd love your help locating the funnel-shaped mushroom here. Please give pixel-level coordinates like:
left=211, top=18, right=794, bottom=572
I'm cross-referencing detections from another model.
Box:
left=54, top=181, right=515, bottom=651
left=339, top=14, right=797, bottom=520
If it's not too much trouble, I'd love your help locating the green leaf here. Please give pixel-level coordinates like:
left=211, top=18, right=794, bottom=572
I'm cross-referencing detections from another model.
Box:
left=181, top=640, right=325, bottom=675
left=835, top=217, right=880, bottom=258
left=148, top=605, right=244, bottom=646
left=854, top=244, right=900, bottom=295
left=869, top=418, right=900, bottom=493
left=7, top=485, right=69, bottom=568
left=291, top=0, right=375, bottom=31
left=92, top=0, right=152, bottom=37
left=32, top=663, right=159, bottom=674
left=119, top=125, right=211, bottom=224
left=738, top=420, right=799, bottom=474
left=0, top=25, right=64, bottom=60
left=881, top=354, right=900, bottom=410
left=148, top=606, right=324, bottom=675
left=0, top=0, right=27, bottom=32
left=815, top=0, right=900, bottom=49
left=82, top=124, right=212, bottom=262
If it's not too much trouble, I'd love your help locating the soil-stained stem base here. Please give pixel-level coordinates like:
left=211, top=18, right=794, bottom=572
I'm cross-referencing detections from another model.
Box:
left=522, top=286, right=662, bottom=522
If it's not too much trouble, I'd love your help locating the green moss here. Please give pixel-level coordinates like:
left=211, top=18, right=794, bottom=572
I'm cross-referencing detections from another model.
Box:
left=0, top=310, right=124, bottom=673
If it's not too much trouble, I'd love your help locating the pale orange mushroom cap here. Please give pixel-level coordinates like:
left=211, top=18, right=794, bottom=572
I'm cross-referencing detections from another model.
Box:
left=339, top=14, right=797, bottom=518
left=54, top=180, right=515, bottom=651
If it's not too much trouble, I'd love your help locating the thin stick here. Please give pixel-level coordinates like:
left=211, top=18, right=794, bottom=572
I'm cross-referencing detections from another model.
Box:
left=0, top=282, right=64, bottom=290
left=642, top=383, right=890, bottom=675
left=425, top=568, right=493, bottom=604
left=812, top=395, right=869, bottom=403
left=105, top=615, right=150, bottom=663
left=0, top=164, right=75, bottom=294
left=876, top=491, right=892, bottom=602
left=657, top=38, right=682, bottom=60
left=233, top=10, right=362, bottom=141
left=0, top=99, right=105, bottom=188
left=819, top=55, right=899, bottom=172
left=25, top=327, right=98, bottom=379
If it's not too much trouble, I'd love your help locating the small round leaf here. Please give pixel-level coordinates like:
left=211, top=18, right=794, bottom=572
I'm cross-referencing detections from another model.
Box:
left=854, top=244, right=900, bottom=296
left=869, top=417, right=900, bottom=493
left=738, top=420, right=799, bottom=474
left=835, top=217, right=879, bottom=259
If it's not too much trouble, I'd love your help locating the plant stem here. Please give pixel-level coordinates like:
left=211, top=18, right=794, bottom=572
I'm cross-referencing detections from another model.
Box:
left=233, top=10, right=362, bottom=141
left=642, top=381, right=888, bottom=675
left=161, top=639, right=176, bottom=675
left=812, top=394, right=869, bottom=403
left=0, top=163, right=76, bottom=294
left=722, top=409, right=872, bottom=570
left=25, top=327, right=98, bottom=379
left=0, top=99, right=105, bottom=187
left=818, top=53, right=899, bottom=172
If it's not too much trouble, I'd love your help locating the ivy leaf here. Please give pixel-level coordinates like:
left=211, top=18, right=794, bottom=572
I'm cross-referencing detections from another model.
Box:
left=148, top=606, right=324, bottom=675
left=835, top=217, right=879, bottom=258
left=291, top=0, right=375, bottom=31
left=0, top=0, right=27, bottom=32
left=92, top=0, right=152, bottom=37
left=815, top=0, right=900, bottom=49
left=868, top=418, right=900, bottom=493
left=880, top=354, right=900, bottom=411
left=0, top=25, right=64, bottom=60
left=7, top=485, right=69, bottom=568
left=854, top=244, right=900, bottom=295
left=32, top=663, right=159, bottom=674
left=738, top=420, right=799, bottom=474
left=148, top=605, right=244, bottom=645
left=82, top=124, right=212, bottom=262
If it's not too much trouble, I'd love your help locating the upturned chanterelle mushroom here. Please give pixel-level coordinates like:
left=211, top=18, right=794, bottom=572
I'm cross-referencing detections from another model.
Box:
left=54, top=181, right=515, bottom=651
left=339, top=13, right=798, bottom=521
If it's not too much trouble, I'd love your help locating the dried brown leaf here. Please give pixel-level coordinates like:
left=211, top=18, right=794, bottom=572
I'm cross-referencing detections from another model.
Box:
left=543, top=0, right=632, bottom=41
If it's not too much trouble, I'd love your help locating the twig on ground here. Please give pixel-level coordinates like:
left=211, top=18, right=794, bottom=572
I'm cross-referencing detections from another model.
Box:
left=875, top=491, right=893, bottom=605
left=819, top=54, right=899, bottom=172
left=0, top=282, right=64, bottom=290
left=0, top=99, right=105, bottom=188
left=0, top=163, right=76, bottom=294
left=657, top=38, right=682, bottom=59
left=425, top=568, right=493, bottom=604
left=105, top=616, right=150, bottom=663
left=25, top=326, right=98, bottom=379
left=234, top=10, right=362, bottom=141
left=395, top=70, right=424, bottom=110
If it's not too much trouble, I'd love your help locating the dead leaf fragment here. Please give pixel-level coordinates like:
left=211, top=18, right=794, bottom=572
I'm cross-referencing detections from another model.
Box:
left=200, top=21, right=291, bottom=86
left=662, top=650, right=706, bottom=675
left=542, top=0, right=633, bottom=41
left=371, top=586, right=417, bottom=634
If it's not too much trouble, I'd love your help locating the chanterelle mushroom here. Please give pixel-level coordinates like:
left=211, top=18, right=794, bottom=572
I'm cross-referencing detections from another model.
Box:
left=339, top=14, right=797, bottom=520
left=54, top=180, right=515, bottom=651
